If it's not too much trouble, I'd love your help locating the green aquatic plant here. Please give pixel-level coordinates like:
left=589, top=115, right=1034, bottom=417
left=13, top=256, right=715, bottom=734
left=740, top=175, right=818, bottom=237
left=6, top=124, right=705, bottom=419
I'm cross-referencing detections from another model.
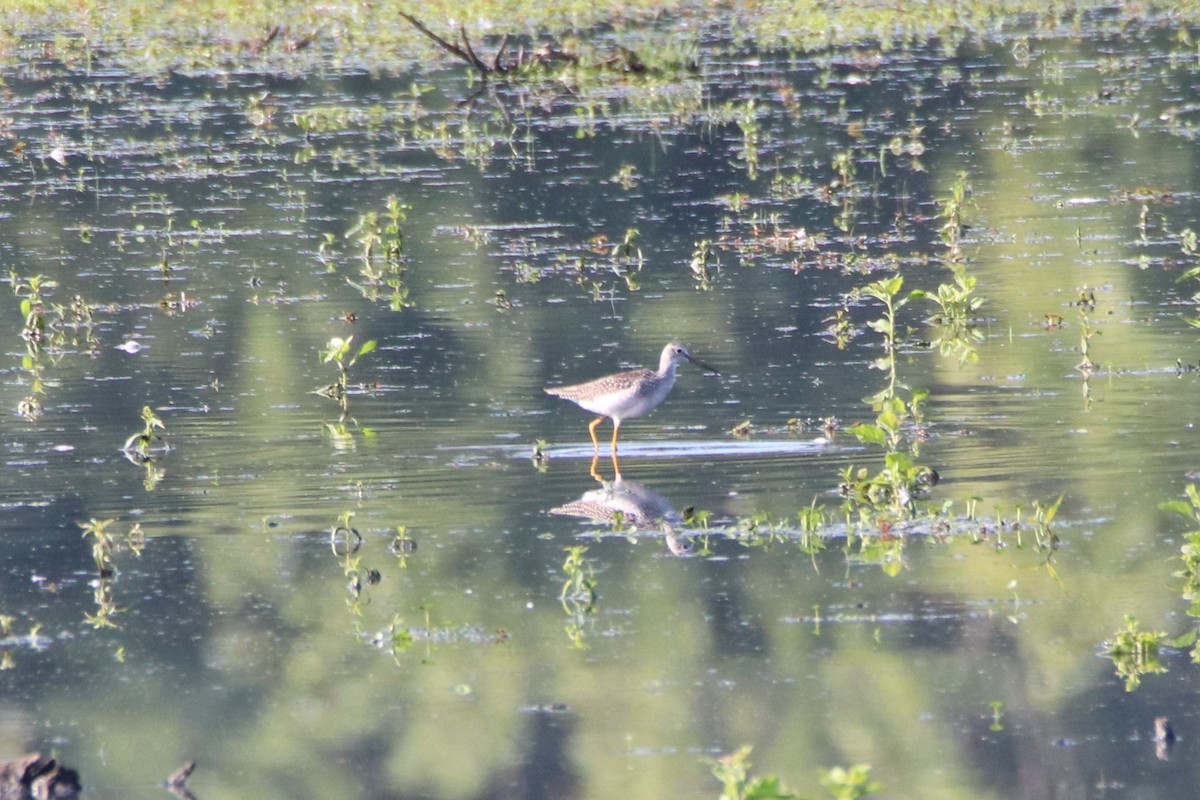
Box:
left=604, top=228, right=643, bottom=291
left=318, top=335, right=377, bottom=424
left=844, top=282, right=922, bottom=483
left=1176, top=228, right=1200, bottom=331
left=819, top=765, right=883, bottom=800
left=912, top=263, right=984, bottom=363
left=9, top=272, right=57, bottom=419
left=78, top=518, right=144, bottom=629
left=831, top=148, right=855, bottom=195
left=1158, top=484, right=1200, bottom=661
left=612, top=162, right=640, bottom=189
left=531, top=439, right=549, bottom=472
left=79, top=517, right=119, bottom=577
left=838, top=275, right=944, bottom=529
left=560, top=545, right=596, bottom=649
left=854, top=275, right=910, bottom=400
left=560, top=545, right=596, bottom=609
left=345, top=195, right=413, bottom=310
left=10, top=272, right=54, bottom=354
left=821, top=305, right=855, bottom=350
left=330, top=511, right=379, bottom=614
left=1025, top=495, right=1063, bottom=551
left=390, top=526, right=416, bottom=568
left=85, top=578, right=122, bottom=630
left=690, top=239, right=718, bottom=290
left=122, top=405, right=166, bottom=462
left=795, top=499, right=829, bottom=565
left=730, top=98, right=760, bottom=180
left=937, top=170, right=974, bottom=256
left=1073, top=287, right=1098, bottom=410
left=1104, top=615, right=1168, bottom=692
left=988, top=700, right=1005, bottom=732
left=707, top=745, right=795, bottom=800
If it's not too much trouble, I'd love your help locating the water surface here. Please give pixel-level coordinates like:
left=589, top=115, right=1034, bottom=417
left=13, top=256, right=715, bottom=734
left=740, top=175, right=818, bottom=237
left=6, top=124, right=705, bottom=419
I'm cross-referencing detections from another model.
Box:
left=3, top=12, right=1200, bottom=800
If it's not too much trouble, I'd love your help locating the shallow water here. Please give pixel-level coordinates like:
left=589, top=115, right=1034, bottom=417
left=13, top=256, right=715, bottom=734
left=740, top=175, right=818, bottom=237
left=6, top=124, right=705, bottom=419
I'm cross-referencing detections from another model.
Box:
left=3, top=14, right=1200, bottom=800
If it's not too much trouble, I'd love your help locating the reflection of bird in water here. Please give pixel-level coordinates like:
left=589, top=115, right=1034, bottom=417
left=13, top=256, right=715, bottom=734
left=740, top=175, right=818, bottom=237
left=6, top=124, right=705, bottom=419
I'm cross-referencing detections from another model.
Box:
left=550, top=476, right=694, bottom=555
left=545, top=342, right=719, bottom=454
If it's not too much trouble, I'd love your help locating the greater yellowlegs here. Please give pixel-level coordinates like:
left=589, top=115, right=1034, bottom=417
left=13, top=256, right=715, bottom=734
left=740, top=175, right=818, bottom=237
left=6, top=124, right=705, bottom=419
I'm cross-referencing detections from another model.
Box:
left=545, top=342, right=718, bottom=453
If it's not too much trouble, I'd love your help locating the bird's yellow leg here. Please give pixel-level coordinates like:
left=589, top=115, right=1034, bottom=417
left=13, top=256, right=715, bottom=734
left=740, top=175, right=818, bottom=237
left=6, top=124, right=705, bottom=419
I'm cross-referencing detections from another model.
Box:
left=611, top=421, right=621, bottom=454
left=588, top=417, right=604, bottom=453
left=610, top=450, right=622, bottom=481
left=589, top=454, right=604, bottom=483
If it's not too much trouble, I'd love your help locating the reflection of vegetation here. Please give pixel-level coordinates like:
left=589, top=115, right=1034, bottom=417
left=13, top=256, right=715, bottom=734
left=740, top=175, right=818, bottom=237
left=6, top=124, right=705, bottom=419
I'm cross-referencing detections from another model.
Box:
left=9, top=272, right=100, bottom=420
left=1104, top=615, right=1168, bottom=692
left=78, top=517, right=145, bottom=629
left=690, top=239, right=719, bottom=291
left=81, top=517, right=119, bottom=577
left=389, top=526, right=417, bottom=568
left=120, top=406, right=168, bottom=489
left=937, top=170, right=973, bottom=257
left=0, top=616, right=46, bottom=671
left=610, top=227, right=644, bottom=290
left=11, top=272, right=53, bottom=420
left=346, top=196, right=413, bottom=311
left=913, top=264, right=984, bottom=364
left=330, top=511, right=379, bottom=615
left=122, top=405, right=166, bottom=462
left=560, top=545, right=596, bottom=649
left=1177, top=228, right=1200, bottom=330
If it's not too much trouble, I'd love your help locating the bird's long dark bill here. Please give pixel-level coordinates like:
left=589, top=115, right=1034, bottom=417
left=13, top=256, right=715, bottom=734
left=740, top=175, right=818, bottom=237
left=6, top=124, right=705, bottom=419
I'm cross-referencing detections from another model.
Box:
left=685, top=354, right=720, bottom=375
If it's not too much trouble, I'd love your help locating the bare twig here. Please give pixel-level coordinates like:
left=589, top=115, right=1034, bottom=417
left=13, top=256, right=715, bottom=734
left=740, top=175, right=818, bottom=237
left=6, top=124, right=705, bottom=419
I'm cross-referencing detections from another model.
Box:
left=459, top=25, right=488, bottom=72
left=492, top=33, right=510, bottom=72
left=399, top=10, right=495, bottom=77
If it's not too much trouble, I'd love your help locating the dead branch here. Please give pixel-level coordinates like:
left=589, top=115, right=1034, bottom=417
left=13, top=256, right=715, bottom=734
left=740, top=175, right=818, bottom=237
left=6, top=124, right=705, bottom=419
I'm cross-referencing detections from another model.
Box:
left=399, top=11, right=498, bottom=78
left=458, top=25, right=488, bottom=72
left=492, top=34, right=510, bottom=72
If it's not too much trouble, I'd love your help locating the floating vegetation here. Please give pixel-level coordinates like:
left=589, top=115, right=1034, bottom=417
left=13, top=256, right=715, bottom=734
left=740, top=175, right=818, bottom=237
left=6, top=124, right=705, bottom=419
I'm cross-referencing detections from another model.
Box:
left=1104, top=615, right=1169, bottom=692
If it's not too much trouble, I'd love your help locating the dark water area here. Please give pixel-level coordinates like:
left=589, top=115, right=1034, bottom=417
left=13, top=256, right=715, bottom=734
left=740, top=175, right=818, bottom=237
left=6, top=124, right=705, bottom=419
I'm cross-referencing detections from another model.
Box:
left=3, top=15, right=1200, bottom=799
